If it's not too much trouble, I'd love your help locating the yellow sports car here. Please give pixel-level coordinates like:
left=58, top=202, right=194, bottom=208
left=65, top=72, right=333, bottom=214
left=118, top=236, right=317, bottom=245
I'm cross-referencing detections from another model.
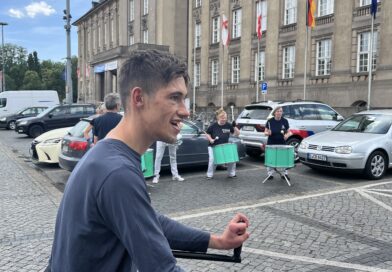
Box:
left=30, top=127, right=72, bottom=164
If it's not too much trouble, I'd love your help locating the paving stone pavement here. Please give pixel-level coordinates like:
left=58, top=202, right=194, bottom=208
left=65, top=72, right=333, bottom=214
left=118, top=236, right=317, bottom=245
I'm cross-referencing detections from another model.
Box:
left=1, top=137, right=392, bottom=271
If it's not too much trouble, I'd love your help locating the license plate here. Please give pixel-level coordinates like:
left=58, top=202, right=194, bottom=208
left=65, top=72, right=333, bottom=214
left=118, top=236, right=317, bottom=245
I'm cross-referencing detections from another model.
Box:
left=242, top=126, right=254, bottom=131
left=308, top=153, right=327, bottom=161
left=18, top=129, right=23, bottom=133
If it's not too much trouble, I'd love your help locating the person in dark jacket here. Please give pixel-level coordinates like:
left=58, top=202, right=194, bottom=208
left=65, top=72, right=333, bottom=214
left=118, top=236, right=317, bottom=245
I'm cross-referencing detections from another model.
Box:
left=47, top=49, right=250, bottom=271
left=92, top=93, right=123, bottom=144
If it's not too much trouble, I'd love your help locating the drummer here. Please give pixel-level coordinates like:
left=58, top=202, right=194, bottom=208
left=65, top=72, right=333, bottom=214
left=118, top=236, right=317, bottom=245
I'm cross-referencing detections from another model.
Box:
left=264, top=106, right=292, bottom=180
left=205, top=108, right=240, bottom=179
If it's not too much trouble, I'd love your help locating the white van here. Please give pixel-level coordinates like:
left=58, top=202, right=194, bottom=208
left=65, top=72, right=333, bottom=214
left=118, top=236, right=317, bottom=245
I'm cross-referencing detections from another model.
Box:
left=0, top=90, right=60, bottom=116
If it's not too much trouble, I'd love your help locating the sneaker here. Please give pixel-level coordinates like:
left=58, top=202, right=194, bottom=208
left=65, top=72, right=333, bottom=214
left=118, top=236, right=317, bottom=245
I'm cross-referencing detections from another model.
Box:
left=206, top=176, right=213, bottom=180
left=281, top=175, right=290, bottom=181
left=172, top=176, right=185, bottom=181
left=152, top=176, right=159, bottom=184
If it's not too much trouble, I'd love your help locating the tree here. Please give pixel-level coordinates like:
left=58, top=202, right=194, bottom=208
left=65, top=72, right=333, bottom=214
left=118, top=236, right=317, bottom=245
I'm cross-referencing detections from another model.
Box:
left=27, top=51, right=41, bottom=77
left=22, top=70, right=44, bottom=90
left=41, top=60, right=66, bottom=101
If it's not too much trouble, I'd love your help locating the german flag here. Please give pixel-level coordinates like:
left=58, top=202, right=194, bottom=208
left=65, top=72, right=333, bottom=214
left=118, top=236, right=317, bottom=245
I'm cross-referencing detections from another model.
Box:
left=306, top=0, right=316, bottom=28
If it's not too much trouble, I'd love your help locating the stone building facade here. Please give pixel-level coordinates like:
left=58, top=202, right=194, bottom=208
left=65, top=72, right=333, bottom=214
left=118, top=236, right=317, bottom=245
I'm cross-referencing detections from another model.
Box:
left=73, top=0, right=188, bottom=103
left=74, top=0, right=391, bottom=117
left=189, top=0, right=392, bottom=117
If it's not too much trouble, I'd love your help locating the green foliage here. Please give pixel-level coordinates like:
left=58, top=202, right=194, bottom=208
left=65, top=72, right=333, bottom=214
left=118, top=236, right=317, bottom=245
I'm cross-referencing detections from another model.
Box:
left=0, top=43, right=78, bottom=99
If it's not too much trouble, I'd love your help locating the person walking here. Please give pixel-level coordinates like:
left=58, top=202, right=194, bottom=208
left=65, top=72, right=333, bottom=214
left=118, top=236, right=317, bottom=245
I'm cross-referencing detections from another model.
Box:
left=264, top=106, right=292, bottom=180
left=92, top=93, right=122, bottom=144
left=47, top=49, right=249, bottom=271
left=205, top=108, right=240, bottom=179
left=152, top=133, right=184, bottom=183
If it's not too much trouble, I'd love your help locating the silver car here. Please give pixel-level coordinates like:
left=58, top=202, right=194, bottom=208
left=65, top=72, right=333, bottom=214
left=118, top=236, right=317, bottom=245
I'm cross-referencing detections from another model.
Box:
left=298, top=110, right=392, bottom=180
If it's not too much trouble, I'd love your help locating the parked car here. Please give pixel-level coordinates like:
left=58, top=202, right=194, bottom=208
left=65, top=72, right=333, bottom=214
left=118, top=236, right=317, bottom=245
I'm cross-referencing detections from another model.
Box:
left=30, top=127, right=72, bottom=164
left=0, top=106, right=47, bottom=130
left=236, top=100, right=344, bottom=159
left=59, top=119, right=246, bottom=172
left=15, top=104, right=96, bottom=138
left=298, top=110, right=392, bottom=180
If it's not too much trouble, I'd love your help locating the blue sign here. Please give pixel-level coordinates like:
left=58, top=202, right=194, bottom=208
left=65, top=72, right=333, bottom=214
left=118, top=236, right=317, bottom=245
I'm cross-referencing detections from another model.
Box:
left=261, top=82, right=268, bottom=94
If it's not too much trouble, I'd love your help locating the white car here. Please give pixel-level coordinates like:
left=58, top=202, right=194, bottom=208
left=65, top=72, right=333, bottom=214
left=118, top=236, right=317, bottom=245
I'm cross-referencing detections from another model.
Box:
left=298, top=110, right=392, bottom=180
left=30, top=127, right=72, bottom=164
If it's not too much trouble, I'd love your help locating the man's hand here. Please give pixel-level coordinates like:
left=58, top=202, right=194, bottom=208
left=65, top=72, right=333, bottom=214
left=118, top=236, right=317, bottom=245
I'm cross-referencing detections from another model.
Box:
left=209, top=213, right=250, bottom=250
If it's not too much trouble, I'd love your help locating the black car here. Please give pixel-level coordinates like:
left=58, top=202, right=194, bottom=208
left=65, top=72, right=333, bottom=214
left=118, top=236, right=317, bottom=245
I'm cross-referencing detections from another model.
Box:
left=0, top=106, right=48, bottom=130
left=15, top=104, right=96, bottom=138
left=59, top=119, right=246, bottom=172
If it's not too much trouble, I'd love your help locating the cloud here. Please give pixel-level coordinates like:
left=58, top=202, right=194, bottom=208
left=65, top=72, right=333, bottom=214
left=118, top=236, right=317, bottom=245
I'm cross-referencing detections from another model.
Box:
left=8, top=8, right=25, bottom=18
left=32, top=26, right=64, bottom=35
left=25, top=1, right=56, bottom=18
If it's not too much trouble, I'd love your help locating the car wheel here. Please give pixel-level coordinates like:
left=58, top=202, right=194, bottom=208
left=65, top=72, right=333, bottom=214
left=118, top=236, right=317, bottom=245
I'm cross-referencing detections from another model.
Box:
left=28, top=125, right=44, bottom=138
left=286, top=137, right=301, bottom=162
left=364, top=151, right=386, bottom=180
left=246, top=149, right=261, bottom=158
left=7, top=120, right=16, bottom=130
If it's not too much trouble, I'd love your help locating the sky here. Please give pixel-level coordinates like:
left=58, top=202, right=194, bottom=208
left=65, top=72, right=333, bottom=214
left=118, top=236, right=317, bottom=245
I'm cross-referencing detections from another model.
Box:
left=0, top=0, right=92, bottom=62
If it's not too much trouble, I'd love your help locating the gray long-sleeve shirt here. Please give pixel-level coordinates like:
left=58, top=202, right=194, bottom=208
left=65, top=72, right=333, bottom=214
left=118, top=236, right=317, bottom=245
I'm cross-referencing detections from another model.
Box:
left=49, top=139, right=210, bottom=271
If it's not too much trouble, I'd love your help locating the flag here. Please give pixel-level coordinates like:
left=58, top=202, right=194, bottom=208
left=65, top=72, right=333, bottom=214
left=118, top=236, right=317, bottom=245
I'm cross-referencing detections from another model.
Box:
left=371, top=0, right=377, bottom=19
left=306, top=0, right=316, bottom=28
left=257, top=14, right=262, bottom=40
left=221, top=14, right=229, bottom=47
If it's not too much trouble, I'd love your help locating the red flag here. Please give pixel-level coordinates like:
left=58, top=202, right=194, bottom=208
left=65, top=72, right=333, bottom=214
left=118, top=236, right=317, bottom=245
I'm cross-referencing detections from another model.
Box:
left=306, top=0, right=316, bottom=28
left=257, top=14, right=262, bottom=40
left=221, top=14, right=229, bottom=47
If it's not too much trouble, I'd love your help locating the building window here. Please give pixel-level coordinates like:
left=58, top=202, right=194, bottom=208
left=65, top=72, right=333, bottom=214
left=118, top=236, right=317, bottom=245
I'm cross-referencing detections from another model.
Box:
left=93, top=27, right=97, bottom=51
left=212, top=17, right=220, bottom=44
left=316, top=39, right=331, bottom=76
left=256, top=1, right=267, bottom=32
left=143, top=30, right=148, bottom=43
left=143, top=0, right=148, bottom=15
left=318, top=0, right=334, bottom=17
left=98, top=23, right=102, bottom=49
left=195, top=0, right=201, bottom=8
left=211, top=59, right=219, bottom=86
left=232, top=9, right=242, bottom=39
left=104, top=21, right=108, bottom=46
left=111, top=19, right=115, bottom=43
left=357, top=31, right=378, bottom=72
left=231, top=56, right=240, bottom=84
left=129, top=35, right=134, bottom=45
left=195, top=23, right=201, bottom=48
left=284, top=0, right=297, bottom=25
left=195, top=62, right=201, bottom=87
left=360, top=0, right=380, bottom=7
left=255, top=51, right=265, bottom=81
left=283, top=45, right=295, bottom=79
left=129, top=0, right=134, bottom=21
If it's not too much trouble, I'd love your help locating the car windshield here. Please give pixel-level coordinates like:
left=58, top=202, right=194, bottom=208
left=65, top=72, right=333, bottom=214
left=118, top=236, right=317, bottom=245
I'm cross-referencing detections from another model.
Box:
left=333, top=114, right=392, bottom=134
left=239, top=106, right=272, bottom=119
left=69, top=120, right=90, bottom=137
left=36, top=106, right=55, bottom=118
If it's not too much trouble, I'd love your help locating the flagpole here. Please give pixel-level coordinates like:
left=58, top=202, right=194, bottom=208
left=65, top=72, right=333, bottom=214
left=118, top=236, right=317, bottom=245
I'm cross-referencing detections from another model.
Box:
left=221, top=44, right=224, bottom=108
left=256, top=40, right=260, bottom=102
left=193, top=41, right=196, bottom=118
left=303, top=26, right=308, bottom=100
left=367, top=15, right=374, bottom=111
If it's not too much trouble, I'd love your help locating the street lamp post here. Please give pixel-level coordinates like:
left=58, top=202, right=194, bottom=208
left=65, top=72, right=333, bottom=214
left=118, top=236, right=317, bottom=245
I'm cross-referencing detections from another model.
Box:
left=63, top=0, right=73, bottom=104
left=0, top=22, right=8, bottom=93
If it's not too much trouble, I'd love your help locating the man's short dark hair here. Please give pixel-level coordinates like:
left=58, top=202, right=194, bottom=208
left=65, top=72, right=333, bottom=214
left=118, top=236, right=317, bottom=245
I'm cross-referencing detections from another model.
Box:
left=118, top=50, right=189, bottom=112
left=104, top=93, right=120, bottom=110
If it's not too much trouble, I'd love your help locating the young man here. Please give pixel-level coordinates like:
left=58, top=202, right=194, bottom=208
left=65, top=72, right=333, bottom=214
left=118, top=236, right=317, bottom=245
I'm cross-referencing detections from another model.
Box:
left=92, top=93, right=123, bottom=144
left=47, top=50, right=249, bottom=271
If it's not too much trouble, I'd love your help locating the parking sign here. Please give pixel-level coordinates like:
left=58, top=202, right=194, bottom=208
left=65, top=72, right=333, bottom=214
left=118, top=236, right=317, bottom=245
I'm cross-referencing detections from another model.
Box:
left=261, top=82, right=268, bottom=94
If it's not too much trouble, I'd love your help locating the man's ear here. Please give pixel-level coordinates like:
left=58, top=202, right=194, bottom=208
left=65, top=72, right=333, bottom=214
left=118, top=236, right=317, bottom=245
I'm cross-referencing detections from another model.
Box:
left=130, top=87, right=144, bottom=106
